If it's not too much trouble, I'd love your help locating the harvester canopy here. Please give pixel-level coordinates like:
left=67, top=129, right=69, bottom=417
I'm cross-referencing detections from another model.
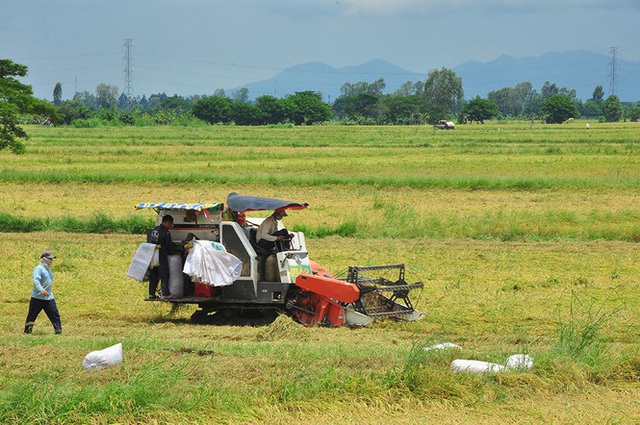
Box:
left=135, top=202, right=222, bottom=212
left=226, top=192, right=308, bottom=212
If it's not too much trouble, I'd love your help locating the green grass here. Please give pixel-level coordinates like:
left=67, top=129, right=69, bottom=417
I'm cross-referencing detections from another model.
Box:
left=0, top=121, right=638, bottom=423
left=0, top=232, right=637, bottom=424
left=0, top=212, right=152, bottom=234
left=2, top=122, right=639, bottom=191
left=1, top=207, right=637, bottom=242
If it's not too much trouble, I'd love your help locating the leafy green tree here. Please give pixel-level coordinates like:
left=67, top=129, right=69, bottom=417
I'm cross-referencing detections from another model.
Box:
left=53, top=82, right=62, bottom=106
left=379, top=95, right=411, bottom=124
left=340, top=78, right=386, bottom=96
left=423, top=67, right=464, bottom=115
left=628, top=102, right=640, bottom=122
left=488, top=82, right=535, bottom=118
left=57, top=99, right=94, bottom=124
left=119, top=110, right=136, bottom=125
left=139, top=95, right=149, bottom=109
left=381, top=95, right=432, bottom=124
left=118, top=92, right=129, bottom=109
left=580, top=99, right=602, bottom=119
left=73, top=90, right=97, bottom=109
left=153, top=110, right=179, bottom=125
left=156, top=95, right=192, bottom=113
left=540, top=81, right=559, bottom=99
left=96, top=107, right=118, bottom=121
left=0, top=59, right=56, bottom=153
left=146, top=93, right=167, bottom=110
left=255, top=95, right=290, bottom=124
left=522, top=95, right=543, bottom=119
left=592, top=85, right=605, bottom=102
left=393, top=81, right=424, bottom=97
left=540, top=81, right=576, bottom=101
left=286, top=91, right=332, bottom=125
left=601, top=95, right=623, bottom=122
left=541, top=95, right=577, bottom=124
left=514, top=82, right=536, bottom=104
left=487, top=87, right=515, bottom=117
left=333, top=93, right=382, bottom=122
left=231, top=88, right=249, bottom=103
left=230, top=101, right=262, bottom=125
left=95, top=83, right=119, bottom=109
left=192, top=96, right=232, bottom=124
left=459, top=96, right=499, bottom=123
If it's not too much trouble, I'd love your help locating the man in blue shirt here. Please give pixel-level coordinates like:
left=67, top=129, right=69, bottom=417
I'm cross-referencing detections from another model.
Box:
left=24, top=251, right=62, bottom=334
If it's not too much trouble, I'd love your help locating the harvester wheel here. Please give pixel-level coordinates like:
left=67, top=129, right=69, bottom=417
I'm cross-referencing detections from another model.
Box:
left=191, top=307, right=279, bottom=326
left=190, top=309, right=209, bottom=324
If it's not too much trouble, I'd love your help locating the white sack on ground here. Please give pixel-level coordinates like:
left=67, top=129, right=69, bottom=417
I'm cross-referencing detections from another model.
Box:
left=450, top=359, right=505, bottom=374
left=82, top=343, right=123, bottom=370
left=505, top=354, right=534, bottom=371
left=183, top=240, right=242, bottom=287
left=424, top=342, right=463, bottom=351
left=451, top=353, right=534, bottom=374
left=126, top=243, right=158, bottom=281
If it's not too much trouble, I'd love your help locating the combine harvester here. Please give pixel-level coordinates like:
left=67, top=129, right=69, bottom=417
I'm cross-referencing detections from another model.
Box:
left=127, top=193, right=424, bottom=327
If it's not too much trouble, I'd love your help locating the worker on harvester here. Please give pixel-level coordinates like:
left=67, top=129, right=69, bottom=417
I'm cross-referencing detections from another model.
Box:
left=256, top=209, right=294, bottom=252
left=147, top=214, right=174, bottom=299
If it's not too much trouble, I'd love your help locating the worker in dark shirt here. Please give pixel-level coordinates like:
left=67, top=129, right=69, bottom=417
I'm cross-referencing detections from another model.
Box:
left=147, top=214, right=174, bottom=299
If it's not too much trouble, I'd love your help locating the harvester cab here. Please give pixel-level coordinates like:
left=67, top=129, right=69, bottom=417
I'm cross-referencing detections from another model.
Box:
left=127, top=193, right=424, bottom=327
left=224, top=192, right=312, bottom=285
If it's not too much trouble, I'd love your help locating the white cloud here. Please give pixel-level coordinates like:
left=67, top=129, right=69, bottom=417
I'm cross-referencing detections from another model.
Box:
left=339, top=0, right=638, bottom=16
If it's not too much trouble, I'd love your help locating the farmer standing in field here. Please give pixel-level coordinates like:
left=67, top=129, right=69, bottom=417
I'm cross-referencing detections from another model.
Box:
left=24, top=251, right=62, bottom=335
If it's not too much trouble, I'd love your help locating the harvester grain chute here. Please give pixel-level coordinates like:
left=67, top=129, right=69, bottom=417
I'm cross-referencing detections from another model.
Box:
left=127, top=193, right=424, bottom=327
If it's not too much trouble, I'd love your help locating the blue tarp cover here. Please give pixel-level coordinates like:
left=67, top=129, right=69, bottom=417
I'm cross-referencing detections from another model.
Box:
left=226, top=192, right=308, bottom=212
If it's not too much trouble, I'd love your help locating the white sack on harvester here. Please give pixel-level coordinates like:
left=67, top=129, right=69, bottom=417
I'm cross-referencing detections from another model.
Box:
left=126, top=243, right=158, bottom=281
left=183, top=240, right=242, bottom=287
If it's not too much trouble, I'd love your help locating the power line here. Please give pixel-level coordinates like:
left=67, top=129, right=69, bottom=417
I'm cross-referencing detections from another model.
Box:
left=122, top=38, right=134, bottom=104
left=608, top=46, right=618, bottom=96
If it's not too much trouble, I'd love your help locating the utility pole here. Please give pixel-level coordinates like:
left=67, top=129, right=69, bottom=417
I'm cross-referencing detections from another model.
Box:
left=608, top=46, right=618, bottom=96
left=122, top=38, right=134, bottom=107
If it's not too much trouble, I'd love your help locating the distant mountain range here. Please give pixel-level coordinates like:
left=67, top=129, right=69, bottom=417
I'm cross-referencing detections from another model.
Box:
left=239, top=59, right=423, bottom=102
left=456, top=50, right=640, bottom=102
left=238, top=50, right=640, bottom=102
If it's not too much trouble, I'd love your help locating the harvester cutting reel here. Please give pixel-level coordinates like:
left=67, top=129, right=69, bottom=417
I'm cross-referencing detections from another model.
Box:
left=287, top=263, right=424, bottom=327
left=347, top=264, right=424, bottom=321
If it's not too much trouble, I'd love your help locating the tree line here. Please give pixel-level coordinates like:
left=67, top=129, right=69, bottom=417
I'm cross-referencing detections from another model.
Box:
left=53, top=68, right=640, bottom=127
left=3, top=58, right=640, bottom=152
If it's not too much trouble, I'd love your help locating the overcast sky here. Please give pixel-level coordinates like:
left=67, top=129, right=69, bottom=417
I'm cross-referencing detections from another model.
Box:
left=3, top=0, right=639, bottom=101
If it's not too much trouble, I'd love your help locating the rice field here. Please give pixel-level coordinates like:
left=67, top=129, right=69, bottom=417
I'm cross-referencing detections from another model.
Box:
left=0, top=121, right=638, bottom=424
